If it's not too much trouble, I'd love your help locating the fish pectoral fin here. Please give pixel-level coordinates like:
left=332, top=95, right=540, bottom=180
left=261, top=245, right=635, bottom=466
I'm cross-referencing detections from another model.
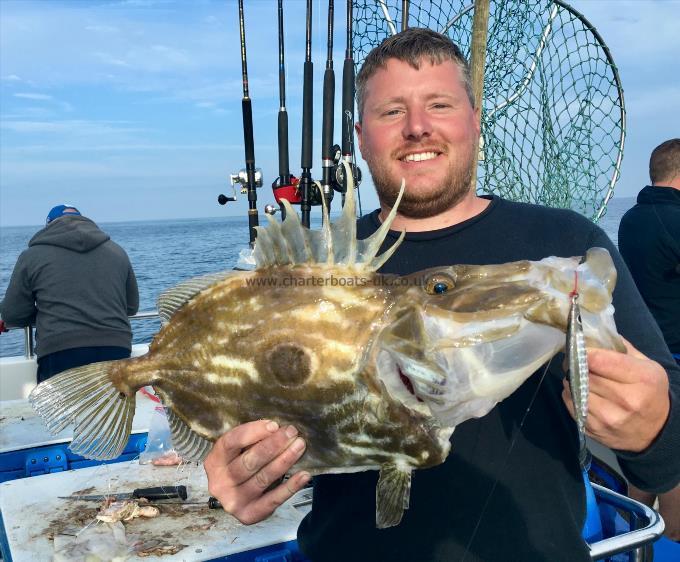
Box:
left=29, top=361, right=135, bottom=460
left=376, top=464, right=411, bottom=529
left=166, top=409, right=214, bottom=462
left=157, top=270, right=236, bottom=325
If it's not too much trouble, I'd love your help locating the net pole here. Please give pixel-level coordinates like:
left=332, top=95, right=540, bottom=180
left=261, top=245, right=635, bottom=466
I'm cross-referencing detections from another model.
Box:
left=468, top=0, right=490, bottom=190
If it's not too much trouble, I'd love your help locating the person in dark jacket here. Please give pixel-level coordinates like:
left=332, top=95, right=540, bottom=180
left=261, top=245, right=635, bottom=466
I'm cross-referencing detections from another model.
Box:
left=618, top=138, right=680, bottom=541
left=0, top=204, right=139, bottom=383
left=202, top=29, right=679, bottom=561
left=619, top=138, right=680, bottom=363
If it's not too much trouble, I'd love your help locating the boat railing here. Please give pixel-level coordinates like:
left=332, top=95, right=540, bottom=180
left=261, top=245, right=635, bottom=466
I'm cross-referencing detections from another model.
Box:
left=588, top=483, right=665, bottom=561
left=4, top=310, right=160, bottom=360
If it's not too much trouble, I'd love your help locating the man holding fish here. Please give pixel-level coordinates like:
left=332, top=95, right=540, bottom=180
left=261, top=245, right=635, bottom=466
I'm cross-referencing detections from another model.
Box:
left=204, top=28, right=679, bottom=561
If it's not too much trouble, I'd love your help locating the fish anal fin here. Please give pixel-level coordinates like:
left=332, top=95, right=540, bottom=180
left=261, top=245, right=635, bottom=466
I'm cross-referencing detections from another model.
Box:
left=376, top=463, right=412, bottom=529
left=166, top=408, right=214, bottom=462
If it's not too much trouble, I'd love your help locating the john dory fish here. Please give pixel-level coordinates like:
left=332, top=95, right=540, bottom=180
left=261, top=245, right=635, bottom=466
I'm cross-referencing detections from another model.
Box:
left=30, top=166, right=624, bottom=528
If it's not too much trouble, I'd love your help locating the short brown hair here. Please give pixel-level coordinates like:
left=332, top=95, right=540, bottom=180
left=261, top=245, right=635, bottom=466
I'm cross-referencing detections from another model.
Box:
left=355, top=28, right=473, bottom=122
left=649, top=138, right=680, bottom=184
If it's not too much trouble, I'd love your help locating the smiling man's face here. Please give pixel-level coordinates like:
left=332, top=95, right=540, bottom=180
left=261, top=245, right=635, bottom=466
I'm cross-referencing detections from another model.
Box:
left=356, top=58, right=480, bottom=218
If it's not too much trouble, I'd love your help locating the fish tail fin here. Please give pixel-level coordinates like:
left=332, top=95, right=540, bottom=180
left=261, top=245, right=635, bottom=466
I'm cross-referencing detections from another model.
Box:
left=29, top=361, right=136, bottom=460
left=376, top=463, right=412, bottom=529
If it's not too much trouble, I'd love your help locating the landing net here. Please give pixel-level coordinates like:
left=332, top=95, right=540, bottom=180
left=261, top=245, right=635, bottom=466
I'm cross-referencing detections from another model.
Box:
left=353, top=0, right=625, bottom=221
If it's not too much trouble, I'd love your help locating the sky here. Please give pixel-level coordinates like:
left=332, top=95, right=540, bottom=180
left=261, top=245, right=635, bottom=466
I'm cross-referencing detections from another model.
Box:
left=1, top=0, right=679, bottom=227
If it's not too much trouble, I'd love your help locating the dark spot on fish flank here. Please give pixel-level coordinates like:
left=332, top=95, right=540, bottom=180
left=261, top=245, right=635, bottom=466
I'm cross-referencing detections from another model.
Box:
left=261, top=343, right=312, bottom=386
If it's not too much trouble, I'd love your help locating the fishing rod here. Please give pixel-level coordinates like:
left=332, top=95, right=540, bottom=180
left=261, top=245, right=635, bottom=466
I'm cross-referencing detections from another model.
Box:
left=238, top=0, right=260, bottom=246
left=221, top=0, right=262, bottom=247
left=277, top=0, right=290, bottom=190
left=320, top=0, right=336, bottom=216
left=336, top=0, right=361, bottom=207
left=299, top=0, right=316, bottom=228
left=271, top=0, right=301, bottom=220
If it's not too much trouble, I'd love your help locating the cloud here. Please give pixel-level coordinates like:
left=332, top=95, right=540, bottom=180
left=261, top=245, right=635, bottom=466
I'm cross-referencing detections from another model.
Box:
left=13, top=92, right=53, bottom=101
left=93, top=52, right=130, bottom=68
left=2, top=143, right=241, bottom=153
left=570, top=1, right=678, bottom=64
left=85, top=25, right=119, bottom=33
left=0, top=119, right=147, bottom=136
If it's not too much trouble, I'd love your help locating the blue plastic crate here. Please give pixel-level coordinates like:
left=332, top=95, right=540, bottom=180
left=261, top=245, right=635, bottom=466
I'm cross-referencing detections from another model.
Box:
left=0, top=433, right=148, bottom=483
left=215, top=540, right=310, bottom=562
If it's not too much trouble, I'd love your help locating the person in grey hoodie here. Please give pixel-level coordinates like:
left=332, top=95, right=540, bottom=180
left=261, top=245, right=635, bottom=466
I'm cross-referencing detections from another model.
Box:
left=0, top=204, right=139, bottom=383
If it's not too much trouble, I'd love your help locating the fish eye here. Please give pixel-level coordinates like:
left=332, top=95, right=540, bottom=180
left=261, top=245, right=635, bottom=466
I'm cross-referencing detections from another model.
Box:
left=424, top=273, right=455, bottom=295
left=433, top=283, right=448, bottom=294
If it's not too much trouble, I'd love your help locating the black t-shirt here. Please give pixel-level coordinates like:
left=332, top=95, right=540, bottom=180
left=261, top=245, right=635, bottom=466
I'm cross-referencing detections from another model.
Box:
left=297, top=196, right=680, bottom=562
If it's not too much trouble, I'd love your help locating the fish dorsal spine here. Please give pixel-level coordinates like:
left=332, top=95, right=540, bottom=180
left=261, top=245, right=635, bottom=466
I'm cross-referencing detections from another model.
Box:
left=254, top=162, right=406, bottom=272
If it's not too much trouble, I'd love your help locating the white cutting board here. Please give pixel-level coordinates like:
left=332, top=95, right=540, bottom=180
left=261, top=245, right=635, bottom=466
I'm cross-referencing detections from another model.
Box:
left=0, top=459, right=311, bottom=561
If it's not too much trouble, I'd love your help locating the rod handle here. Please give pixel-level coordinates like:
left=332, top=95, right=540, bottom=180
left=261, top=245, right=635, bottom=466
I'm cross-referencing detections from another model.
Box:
left=341, top=57, right=355, bottom=155
left=242, top=98, right=255, bottom=163
left=278, top=110, right=290, bottom=180
left=301, top=61, right=314, bottom=169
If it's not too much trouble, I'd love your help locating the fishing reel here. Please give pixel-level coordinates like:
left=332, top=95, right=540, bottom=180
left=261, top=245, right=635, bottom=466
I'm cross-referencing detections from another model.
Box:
left=230, top=168, right=263, bottom=194
left=272, top=174, right=301, bottom=204
left=218, top=168, right=263, bottom=206
left=329, top=144, right=362, bottom=194
left=271, top=173, right=326, bottom=208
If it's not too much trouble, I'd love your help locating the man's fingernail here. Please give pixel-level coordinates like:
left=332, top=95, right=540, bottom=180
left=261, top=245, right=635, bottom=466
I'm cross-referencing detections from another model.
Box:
left=285, top=425, right=298, bottom=438
left=291, top=437, right=305, bottom=453
left=266, top=421, right=279, bottom=432
left=300, top=472, right=311, bottom=484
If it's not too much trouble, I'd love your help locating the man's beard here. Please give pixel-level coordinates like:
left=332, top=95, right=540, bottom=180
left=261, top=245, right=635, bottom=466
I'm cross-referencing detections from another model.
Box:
left=365, top=142, right=476, bottom=219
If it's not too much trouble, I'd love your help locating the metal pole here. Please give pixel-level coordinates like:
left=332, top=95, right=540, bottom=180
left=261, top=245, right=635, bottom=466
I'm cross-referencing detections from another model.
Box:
left=401, top=0, right=409, bottom=31
left=24, top=327, right=34, bottom=359
left=468, top=0, right=490, bottom=191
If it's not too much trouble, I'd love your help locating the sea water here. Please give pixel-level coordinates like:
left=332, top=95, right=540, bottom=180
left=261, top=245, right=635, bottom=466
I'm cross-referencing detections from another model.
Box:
left=0, top=198, right=636, bottom=358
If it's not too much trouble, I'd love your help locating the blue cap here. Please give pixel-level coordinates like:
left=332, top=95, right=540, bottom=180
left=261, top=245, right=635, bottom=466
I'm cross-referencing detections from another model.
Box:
left=46, top=204, right=81, bottom=225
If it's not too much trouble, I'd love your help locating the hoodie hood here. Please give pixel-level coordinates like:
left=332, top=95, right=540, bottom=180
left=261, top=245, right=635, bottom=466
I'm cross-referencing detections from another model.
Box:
left=637, top=185, right=680, bottom=206
left=29, top=215, right=110, bottom=253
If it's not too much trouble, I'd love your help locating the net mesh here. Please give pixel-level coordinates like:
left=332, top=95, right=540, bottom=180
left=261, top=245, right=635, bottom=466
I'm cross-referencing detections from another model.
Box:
left=353, top=0, right=625, bottom=221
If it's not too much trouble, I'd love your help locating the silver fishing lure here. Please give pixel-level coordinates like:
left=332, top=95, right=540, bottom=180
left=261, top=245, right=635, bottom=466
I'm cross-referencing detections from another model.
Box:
left=566, top=290, right=590, bottom=467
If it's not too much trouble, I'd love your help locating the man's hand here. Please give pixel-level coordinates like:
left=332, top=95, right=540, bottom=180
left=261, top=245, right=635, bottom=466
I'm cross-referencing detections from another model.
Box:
left=562, top=339, right=670, bottom=452
left=203, top=420, right=310, bottom=525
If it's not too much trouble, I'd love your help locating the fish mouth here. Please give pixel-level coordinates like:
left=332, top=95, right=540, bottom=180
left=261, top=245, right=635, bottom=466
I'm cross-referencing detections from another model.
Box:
left=376, top=349, right=446, bottom=415
left=397, top=365, right=423, bottom=403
